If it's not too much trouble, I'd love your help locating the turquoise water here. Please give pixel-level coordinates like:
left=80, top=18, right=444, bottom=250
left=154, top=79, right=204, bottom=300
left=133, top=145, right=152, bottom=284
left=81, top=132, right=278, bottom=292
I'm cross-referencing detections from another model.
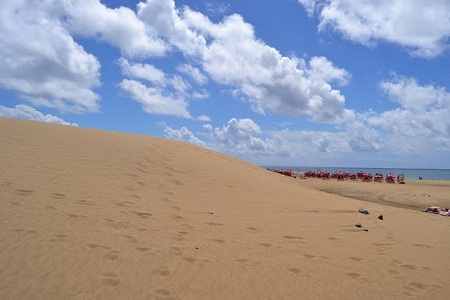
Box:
left=261, top=166, right=450, bottom=180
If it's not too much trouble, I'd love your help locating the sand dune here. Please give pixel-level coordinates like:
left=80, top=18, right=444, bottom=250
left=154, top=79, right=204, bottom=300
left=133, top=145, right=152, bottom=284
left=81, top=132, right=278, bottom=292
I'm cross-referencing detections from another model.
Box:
left=1, top=117, right=449, bottom=299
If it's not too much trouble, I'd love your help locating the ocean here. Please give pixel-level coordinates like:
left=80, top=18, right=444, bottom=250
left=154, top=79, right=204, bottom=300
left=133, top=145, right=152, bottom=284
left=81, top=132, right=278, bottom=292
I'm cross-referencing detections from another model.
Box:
left=261, top=166, right=450, bottom=180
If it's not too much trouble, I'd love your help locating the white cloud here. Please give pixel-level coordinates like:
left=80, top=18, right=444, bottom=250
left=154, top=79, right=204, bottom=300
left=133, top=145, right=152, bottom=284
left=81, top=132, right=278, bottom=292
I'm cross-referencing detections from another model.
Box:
left=356, top=76, right=450, bottom=155
left=118, top=58, right=166, bottom=85
left=299, top=0, right=450, bottom=58
left=118, top=58, right=210, bottom=117
left=137, top=0, right=206, bottom=56
left=0, top=0, right=101, bottom=113
left=379, top=75, right=450, bottom=112
left=176, top=63, right=208, bottom=85
left=308, top=56, right=350, bottom=86
left=191, top=89, right=210, bottom=100
left=119, top=79, right=192, bottom=118
left=135, top=0, right=353, bottom=123
left=0, top=104, right=78, bottom=126
left=170, top=75, right=191, bottom=95
left=206, top=118, right=288, bottom=155
left=118, top=58, right=192, bottom=95
left=63, top=0, right=167, bottom=57
left=196, top=115, right=211, bottom=122
left=204, top=2, right=230, bottom=16
left=163, top=118, right=288, bottom=158
left=164, top=126, right=206, bottom=146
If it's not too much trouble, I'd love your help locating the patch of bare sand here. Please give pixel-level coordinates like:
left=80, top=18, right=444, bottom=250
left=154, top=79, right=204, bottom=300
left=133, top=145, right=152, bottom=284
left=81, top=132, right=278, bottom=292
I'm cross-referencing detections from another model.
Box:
left=297, top=178, right=450, bottom=211
left=1, top=117, right=450, bottom=299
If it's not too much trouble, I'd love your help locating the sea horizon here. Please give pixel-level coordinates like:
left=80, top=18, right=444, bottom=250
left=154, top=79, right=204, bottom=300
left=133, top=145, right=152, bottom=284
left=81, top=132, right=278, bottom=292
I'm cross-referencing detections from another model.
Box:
left=261, top=166, right=450, bottom=180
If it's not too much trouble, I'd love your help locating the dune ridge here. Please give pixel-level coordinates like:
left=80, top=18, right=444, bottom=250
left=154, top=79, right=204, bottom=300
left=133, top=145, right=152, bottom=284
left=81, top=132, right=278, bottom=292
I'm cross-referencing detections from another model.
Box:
left=1, top=117, right=449, bottom=299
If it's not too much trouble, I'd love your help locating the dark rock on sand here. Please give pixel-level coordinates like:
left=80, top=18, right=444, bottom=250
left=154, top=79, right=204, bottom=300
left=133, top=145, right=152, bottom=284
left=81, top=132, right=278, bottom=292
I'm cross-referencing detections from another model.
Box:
left=358, top=208, right=369, bottom=215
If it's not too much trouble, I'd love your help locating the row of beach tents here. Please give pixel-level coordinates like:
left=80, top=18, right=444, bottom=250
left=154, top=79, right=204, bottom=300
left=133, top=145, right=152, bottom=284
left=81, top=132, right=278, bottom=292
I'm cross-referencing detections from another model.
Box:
left=268, top=169, right=405, bottom=184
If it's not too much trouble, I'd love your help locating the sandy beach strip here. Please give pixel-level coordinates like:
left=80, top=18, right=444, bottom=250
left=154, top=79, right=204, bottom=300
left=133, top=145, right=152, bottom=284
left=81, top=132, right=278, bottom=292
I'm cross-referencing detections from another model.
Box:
left=1, top=117, right=450, bottom=299
left=297, top=177, right=450, bottom=211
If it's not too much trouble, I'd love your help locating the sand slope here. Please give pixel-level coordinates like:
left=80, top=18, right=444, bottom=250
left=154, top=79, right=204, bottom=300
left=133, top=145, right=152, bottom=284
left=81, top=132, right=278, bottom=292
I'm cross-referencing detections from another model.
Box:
left=1, top=117, right=449, bottom=299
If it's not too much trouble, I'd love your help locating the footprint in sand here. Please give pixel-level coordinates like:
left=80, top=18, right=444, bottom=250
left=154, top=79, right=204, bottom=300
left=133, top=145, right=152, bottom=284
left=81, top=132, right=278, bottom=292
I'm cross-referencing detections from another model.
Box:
left=206, top=222, right=223, bottom=226
left=152, top=266, right=170, bottom=277
left=170, top=246, right=182, bottom=256
left=246, top=227, right=259, bottom=231
left=15, top=189, right=34, bottom=196
left=104, top=219, right=131, bottom=229
left=116, top=201, right=135, bottom=207
left=103, top=250, right=121, bottom=260
left=182, top=257, right=210, bottom=263
left=136, top=247, right=153, bottom=253
left=155, top=289, right=172, bottom=296
left=400, top=264, right=417, bottom=270
left=51, top=234, right=67, bottom=242
left=287, top=268, right=301, bottom=274
left=349, top=256, right=364, bottom=262
left=135, top=167, right=148, bottom=174
left=182, top=257, right=197, bottom=263
left=173, top=180, right=183, bottom=186
left=283, top=235, right=304, bottom=243
left=66, top=213, right=86, bottom=219
left=101, top=272, right=120, bottom=287
left=86, top=243, right=111, bottom=250
left=132, top=211, right=152, bottom=218
left=1, top=181, right=13, bottom=187
left=345, top=272, right=361, bottom=278
left=121, top=235, right=138, bottom=243
left=76, top=199, right=94, bottom=205
left=412, top=243, right=432, bottom=248
left=212, top=239, right=226, bottom=243
left=51, top=193, right=66, bottom=199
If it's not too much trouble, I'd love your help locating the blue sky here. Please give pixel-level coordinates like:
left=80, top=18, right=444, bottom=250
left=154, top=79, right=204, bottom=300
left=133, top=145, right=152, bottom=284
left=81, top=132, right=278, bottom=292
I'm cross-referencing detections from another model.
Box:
left=1, top=0, right=450, bottom=168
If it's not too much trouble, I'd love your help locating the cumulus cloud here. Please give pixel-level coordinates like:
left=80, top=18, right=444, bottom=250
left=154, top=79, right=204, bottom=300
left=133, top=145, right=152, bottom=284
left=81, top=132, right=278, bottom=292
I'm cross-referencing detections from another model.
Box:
left=118, top=58, right=166, bottom=85
left=163, top=118, right=288, bottom=157
left=118, top=59, right=210, bottom=118
left=119, top=79, right=192, bottom=118
left=63, top=0, right=167, bottom=57
left=164, top=126, right=206, bottom=146
left=196, top=115, right=211, bottom=122
left=379, top=75, right=450, bottom=112
left=0, top=104, right=78, bottom=126
left=0, top=0, right=101, bottom=113
left=137, top=0, right=207, bottom=56
left=205, top=118, right=288, bottom=155
left=364, top=76, right=450, bottom=142
left=298, top=0, right=450, bottom=58
left=176, top=63, right=208, bottom=85
left=0, top=0, right=351, bottom=121
left=136, top=0, right=352, bottom=123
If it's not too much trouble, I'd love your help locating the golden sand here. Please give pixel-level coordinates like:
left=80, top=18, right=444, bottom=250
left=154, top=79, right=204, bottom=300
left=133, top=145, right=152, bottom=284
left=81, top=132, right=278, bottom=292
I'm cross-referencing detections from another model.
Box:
left=298, top=177, right=450, bottom=211
left=1, top=117, right=449, bottom=299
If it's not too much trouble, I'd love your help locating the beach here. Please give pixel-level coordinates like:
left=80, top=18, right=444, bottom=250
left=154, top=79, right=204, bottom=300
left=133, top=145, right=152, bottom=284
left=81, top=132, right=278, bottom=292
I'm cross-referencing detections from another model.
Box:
left=297, top=178, right=450, bottom=211
left=1, top=117, right=450, bottom=299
